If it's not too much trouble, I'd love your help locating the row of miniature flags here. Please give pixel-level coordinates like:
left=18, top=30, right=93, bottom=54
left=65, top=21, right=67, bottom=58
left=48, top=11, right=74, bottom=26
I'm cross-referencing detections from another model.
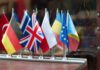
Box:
left=1, top=8, right=80, bottom=54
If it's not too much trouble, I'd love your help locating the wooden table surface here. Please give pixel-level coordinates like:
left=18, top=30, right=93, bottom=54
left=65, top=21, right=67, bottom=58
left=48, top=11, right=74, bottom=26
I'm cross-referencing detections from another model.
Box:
left=0, top=60, right=87, bottom=70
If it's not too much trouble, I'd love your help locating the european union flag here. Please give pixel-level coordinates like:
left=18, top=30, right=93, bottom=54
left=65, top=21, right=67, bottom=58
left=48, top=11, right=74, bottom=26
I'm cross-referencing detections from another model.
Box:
left=60, top=11, right=69, bottom=48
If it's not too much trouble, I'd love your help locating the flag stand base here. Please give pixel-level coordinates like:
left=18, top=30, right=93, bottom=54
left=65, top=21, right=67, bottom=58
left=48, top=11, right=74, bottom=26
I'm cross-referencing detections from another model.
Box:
left=62, top=57, right=67, bottom=61
left=50, top=56, right=55, bottom=60
left=0, top=54, right=87, bottom=63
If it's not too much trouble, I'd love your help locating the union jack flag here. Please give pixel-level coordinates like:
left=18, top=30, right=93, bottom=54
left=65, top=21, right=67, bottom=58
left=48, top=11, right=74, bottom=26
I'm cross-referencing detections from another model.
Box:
left=20, top=11, right=44, bottom=53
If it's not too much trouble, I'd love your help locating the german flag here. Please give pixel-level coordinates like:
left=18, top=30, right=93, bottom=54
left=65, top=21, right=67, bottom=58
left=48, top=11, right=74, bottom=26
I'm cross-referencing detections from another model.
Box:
left=2, top=13, right=22, bottom=54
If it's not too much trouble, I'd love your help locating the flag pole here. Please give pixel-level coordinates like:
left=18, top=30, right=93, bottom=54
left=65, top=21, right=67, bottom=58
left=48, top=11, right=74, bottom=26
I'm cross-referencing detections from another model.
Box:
left=50, top=46, right=55, bottom=60
left=12, top=8, right=22, bottom=58
left=60, top=10, right=66, bottom=60
left=50, top=8, right=59, bottom=60
left=12, top=8, right=15, bottom=17
left=38, top=48, right=43, bottom=60
left=27, top=45, right=33, bottom=58
left=62, top=43, right=69, bottom=60
left=35, top=8, right=38, bottom=14
left=62, top=44, right=67, bottom=60
left=51, top=8, right=59, bottom=60
left=66, top=10, right=70, bottom=56
left=36, top=8, right=43, bottom=60
left=39, top=8, right=48, bottom=60
left=2, top=8, right=5, bottom=14
left=31, top=9, right=37, bottom=58
left=62, top=10, right=70, bottom=60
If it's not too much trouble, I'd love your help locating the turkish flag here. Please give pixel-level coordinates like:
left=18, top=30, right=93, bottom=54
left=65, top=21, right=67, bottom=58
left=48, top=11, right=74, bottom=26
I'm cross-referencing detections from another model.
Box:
left=0, top=13, right=9, bottom=51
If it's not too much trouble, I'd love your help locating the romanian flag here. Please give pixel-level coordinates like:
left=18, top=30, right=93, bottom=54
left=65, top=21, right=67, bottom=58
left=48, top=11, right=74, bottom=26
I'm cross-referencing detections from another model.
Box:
left=67, top=11, right=80, bottom=51
left=2, top=12, right=22, bottom=54
left=52, top=9, right=63, bottom=50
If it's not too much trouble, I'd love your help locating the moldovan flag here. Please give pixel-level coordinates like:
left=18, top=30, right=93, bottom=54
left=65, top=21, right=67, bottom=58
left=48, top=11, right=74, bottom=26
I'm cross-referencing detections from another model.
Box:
left=52, top=9, right=63, bottom=50
left=0, top=13, right=9, bottom=51
left=40, top=9, right=57, bottom=53
left=2, top=12, right=23, bottom=54
left=67, top=11, right=80, bottom=51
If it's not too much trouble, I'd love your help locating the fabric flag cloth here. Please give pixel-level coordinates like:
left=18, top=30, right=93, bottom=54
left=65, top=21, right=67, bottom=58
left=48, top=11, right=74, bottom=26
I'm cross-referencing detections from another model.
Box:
left=20, top=11, right=44, bottom=53
left=52, top=9, right=63, bottom=50
left=31, top=12, right=44, bottom=53
left=67, top=11, right=80, bottom=51
left=60, top=11, right=69, bottom=48
left=20, top=10, right=31, bottom=47
left=0, top=13, right=9, bottom=51
left=14, top=0, right=26, bottom=22
left=20, top=10, right=33, bottom=50
left=2, top=12, right=23, bottom=54
left=40, top=9, right=57, bottom=53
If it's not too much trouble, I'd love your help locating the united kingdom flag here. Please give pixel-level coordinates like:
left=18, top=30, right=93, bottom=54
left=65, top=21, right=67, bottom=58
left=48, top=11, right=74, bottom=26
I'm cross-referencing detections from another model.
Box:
left=20, top=10, right=44, bottom=53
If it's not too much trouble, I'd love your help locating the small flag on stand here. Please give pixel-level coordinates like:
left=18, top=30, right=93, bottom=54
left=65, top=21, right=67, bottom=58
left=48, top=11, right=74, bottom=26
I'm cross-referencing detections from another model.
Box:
left=32, top=11, right=44, bottom=54
left=52, top=9, right=63, bottom=50
left=26, top=11, right=44, bottom=53
left=40, top=9, right=57, bottom=53
left=60, top=11, right=69, bottom=48
left=67, top=11, right=80, bottom=51
left=20, top=10, right=44, bottom=54
left=0, top=12, right=9, bottom=51
left=20, top=10, right=32, bottom=48
left=2, top=11, right=23, bottom=54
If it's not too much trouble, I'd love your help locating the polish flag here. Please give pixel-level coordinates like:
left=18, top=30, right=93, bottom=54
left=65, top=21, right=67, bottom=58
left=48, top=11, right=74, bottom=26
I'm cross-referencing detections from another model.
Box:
left=40, top=9, right=57, bottom=53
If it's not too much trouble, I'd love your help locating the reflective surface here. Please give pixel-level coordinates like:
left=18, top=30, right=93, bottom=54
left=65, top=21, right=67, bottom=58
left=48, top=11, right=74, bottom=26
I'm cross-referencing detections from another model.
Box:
left=0, top=60, right=86, bottom=70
